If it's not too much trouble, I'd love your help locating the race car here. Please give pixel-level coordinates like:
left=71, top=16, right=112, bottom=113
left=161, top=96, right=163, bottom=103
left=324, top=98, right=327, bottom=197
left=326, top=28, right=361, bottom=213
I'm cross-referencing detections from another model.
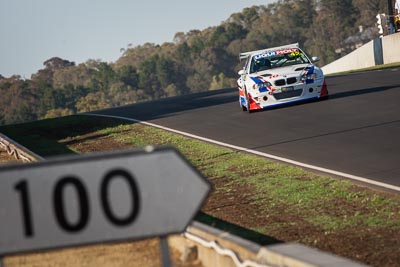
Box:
left=237, top=43, right=328, bottom=112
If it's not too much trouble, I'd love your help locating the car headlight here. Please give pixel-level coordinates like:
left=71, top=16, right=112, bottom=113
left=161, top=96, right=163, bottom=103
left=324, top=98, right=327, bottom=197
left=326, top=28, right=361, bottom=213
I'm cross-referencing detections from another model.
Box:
left=301, top=73, right=317, bottom=82
left=308, top=73, right=317, bottom=79
left=253, top=82, right=271, bottom=89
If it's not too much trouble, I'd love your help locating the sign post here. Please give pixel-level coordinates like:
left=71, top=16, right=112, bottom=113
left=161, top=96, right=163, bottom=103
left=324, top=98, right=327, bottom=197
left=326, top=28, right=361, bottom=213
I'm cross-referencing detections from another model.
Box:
left=0, top=147, right=210, bottom=262
left=160, top=236, right=172, bottom=267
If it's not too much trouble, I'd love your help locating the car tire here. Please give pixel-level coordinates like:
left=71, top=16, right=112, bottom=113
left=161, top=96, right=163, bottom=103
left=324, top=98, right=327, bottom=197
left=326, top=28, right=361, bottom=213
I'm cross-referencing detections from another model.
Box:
left=240, top=88, right=248, bottom=111
left=245, top=89, right=252, bottom=113
left=241, top=99, right=247, bottom=111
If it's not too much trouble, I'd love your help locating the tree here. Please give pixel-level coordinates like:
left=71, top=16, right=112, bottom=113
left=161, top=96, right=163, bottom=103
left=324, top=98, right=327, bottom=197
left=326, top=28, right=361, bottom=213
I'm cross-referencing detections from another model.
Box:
left=114, top=43, right=160, bottom=69
left=44, top=108, right=74, bottom=119
left=109, top=82, right=138, bottom=106
left=138, top=55, right=162, bottom=99
left=164, top=83, right=179, bottom=97
left=32, top=57, right=75, bottom=84
left=0, top=77, right=38, bottom=125
left=227, top=6, right=266, bottom=30
left=0, top=0, right=386, bottom=126
left=75, top=92, right=111, bottom=113
left=296, top=0, right=358, bottom=65
left=353, top=0, right=387, bottom=29
left=117, top=65, right=139, bottom=88
left=53, top=63, right=93, bottom=89
left=210, top=73, right=235, bottom=90
left=90, top=61, right=117, bottom=92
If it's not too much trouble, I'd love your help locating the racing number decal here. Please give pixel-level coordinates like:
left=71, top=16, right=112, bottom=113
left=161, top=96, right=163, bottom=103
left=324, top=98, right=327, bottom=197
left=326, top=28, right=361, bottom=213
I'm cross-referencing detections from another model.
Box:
left=290, top=51, right=303, bottom=57
left=14, top=169, right=140, bottom=237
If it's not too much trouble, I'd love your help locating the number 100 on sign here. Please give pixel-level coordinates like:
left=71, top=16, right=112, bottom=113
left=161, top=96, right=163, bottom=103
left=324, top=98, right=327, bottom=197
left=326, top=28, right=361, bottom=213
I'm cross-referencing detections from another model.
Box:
left=14, top=169, right=140, bottom=237
left=0, top=149, right=210, bottom=256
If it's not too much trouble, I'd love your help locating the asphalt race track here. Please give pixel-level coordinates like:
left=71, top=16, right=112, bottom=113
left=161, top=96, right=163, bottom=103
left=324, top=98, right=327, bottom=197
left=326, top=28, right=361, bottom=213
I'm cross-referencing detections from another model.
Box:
left=90, top=68, right=400, bottom=189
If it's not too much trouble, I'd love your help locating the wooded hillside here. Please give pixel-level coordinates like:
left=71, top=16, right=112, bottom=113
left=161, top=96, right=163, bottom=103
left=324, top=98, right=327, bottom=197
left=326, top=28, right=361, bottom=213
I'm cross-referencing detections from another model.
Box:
left=0, top=0, right=387, bottom=125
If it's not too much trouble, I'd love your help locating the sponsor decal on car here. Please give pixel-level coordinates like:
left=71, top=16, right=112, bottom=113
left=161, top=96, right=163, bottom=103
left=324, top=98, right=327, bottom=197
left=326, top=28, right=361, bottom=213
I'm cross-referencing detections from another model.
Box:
left=254, top=48, right=300, bottom=60
left=276, top=48, right=299, bottom=55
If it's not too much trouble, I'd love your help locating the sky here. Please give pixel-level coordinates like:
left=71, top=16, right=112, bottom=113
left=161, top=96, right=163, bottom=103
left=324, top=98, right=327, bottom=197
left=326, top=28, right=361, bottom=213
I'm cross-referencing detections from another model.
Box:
left=0, top=0, right=276, bottom=78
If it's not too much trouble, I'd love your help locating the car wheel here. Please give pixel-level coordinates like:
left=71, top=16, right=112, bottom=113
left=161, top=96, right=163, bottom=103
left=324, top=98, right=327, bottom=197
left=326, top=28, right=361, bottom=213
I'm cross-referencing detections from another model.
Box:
left=241, top=98, right=247, bottom=111
left=240, top=88, right=248, bottom=111
left=245, top=89, right=252, bottom=113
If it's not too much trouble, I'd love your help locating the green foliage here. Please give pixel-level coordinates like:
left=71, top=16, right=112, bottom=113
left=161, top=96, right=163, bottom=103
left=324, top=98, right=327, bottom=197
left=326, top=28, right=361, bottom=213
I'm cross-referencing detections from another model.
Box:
left=116, top=65, right=138, bottom=88
left=0, top=0, right=386, bottom=126
left=44, top=108, right=75, bottom=119
left=138, top=55, right=163, bottom=99
left=75, top=92, right=111, bottom=112
left=210, top=73, right=235, bottom=90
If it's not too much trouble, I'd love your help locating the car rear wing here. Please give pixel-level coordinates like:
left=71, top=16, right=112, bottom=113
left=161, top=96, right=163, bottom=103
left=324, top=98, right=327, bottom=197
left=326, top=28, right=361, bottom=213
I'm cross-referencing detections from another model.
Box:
left=239, top=42, right=299, bottom=60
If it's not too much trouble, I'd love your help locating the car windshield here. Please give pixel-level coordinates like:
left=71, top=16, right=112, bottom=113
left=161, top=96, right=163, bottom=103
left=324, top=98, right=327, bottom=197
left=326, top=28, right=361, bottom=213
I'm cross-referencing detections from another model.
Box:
left=249, top=49, right=310, bottom=74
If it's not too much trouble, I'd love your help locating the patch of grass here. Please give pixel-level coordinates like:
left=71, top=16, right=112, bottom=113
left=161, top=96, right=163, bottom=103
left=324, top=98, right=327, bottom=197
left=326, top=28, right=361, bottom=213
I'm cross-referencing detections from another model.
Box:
left=1, top=114, right=400, bottom=261
left=308, top=215, right=353, bottom=231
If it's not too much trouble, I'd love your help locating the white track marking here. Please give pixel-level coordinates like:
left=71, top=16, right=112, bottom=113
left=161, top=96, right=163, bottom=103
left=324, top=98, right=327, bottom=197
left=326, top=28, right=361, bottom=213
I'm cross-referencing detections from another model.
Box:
left=85, top=113, right=400, bottom=192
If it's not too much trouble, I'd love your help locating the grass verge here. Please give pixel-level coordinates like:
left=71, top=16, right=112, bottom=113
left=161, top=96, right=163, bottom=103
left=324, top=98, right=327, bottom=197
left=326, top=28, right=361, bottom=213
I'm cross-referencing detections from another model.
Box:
left=1, top=115, right=399, bottom=266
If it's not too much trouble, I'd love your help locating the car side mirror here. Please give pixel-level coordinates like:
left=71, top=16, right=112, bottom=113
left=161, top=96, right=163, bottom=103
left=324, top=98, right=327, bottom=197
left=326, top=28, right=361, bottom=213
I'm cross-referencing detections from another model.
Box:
left=238, top=69, right=246, bottom=76
left=311, top=57, right=320, bottom=63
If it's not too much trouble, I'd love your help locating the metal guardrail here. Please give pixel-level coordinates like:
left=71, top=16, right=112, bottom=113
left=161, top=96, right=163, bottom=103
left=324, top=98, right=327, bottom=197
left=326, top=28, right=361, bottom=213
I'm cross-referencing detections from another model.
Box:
left=170, top=221, right=369, bottom=267
left=0, top=133, right=44, bottom=162
left=0, top=133, right=368, bottom=267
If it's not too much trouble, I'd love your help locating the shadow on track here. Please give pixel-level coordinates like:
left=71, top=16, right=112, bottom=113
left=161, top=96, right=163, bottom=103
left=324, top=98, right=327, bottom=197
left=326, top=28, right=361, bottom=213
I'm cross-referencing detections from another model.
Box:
left=89, top=87, right=238, bottom=121
left=329, top=84, right=400, bottom=100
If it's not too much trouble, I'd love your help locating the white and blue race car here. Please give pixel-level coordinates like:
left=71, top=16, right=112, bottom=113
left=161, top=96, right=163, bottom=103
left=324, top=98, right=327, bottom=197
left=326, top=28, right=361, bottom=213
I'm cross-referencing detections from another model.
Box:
left=237, top=43, right=328, bottom=112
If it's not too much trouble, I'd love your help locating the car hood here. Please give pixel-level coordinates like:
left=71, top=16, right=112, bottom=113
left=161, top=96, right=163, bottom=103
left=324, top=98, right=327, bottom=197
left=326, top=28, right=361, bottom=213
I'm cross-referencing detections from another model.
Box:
left=250, top=64, right=313, bottom=79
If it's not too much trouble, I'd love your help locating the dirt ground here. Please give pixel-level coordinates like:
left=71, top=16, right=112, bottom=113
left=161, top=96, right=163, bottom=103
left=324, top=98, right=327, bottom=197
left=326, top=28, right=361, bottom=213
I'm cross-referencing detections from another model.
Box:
left=3, top=239, right=201, bottom=267
left=0, top=149, right=19, bottom=164
left=63, top=128, right=400, bottom=266
left=1, top=127, right=399, bottom=267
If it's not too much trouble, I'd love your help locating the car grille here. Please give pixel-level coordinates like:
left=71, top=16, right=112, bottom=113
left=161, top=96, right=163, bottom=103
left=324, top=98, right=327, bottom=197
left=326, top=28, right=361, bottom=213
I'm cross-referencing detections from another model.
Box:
left=274, top=77, right=297, bottom=86
left=273, top=89, right=303, bottom=100
left=275, top=79, right=286, bottom=86
left=287, top=77, right=297, bottom=84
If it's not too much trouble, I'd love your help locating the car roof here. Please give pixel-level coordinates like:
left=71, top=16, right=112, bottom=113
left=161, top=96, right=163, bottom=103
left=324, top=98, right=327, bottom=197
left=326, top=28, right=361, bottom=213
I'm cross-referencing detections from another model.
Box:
left=239, top=43, right=299, bottom=60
